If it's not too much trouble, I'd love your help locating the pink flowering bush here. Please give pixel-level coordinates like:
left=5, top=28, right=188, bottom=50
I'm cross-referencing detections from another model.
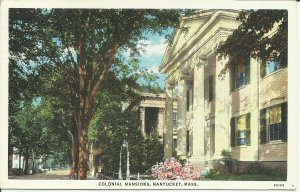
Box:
left=151, top=157, right=200, bottom=180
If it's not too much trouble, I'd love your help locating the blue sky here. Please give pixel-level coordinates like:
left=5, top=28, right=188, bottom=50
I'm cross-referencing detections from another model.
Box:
left=135, top=32, right=171, bottom=89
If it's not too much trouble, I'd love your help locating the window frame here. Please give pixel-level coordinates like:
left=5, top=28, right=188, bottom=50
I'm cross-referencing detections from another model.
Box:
left=260, top=102, right=288, bottom=144
left=230, top=56, right=251, bottom=91
left=172, top=111, right=177, bottom=128
left=260, top=58, right=287, bottom=78
left=173, top=138, right=177, bottom=149
left=231, top=113, right=251, bottom=147
left=268, top=104, right=283, bottom=142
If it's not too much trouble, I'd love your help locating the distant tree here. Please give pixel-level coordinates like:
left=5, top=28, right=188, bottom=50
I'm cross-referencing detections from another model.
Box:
left=216, top=10, right=287, bottom=68
left=11, top=98, right=70, bottom=174
left=9, top=8, right=185, bottom=179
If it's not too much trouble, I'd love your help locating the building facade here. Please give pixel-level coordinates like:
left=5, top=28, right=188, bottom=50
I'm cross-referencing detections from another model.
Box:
left=138, top=92, right=178, bottom=152
left=159, top=10, right=288, bottom=172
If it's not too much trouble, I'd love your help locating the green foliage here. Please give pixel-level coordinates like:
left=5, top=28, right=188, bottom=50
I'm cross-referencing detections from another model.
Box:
left=217, top=10, right=287, bottom=67
left=221, top=149, right=235, bottom=173
left=11, top=98, right=71, bottom=163
left=204, top=169, right=221, bottom=180
left=9, top=8, right=188, bottom=177
left=221, top=149, right=232, bottom=158
left=92, top=109, right=164, bottom=174
left=247, top=162, right=286, bottom=178
left=205, top=162, right=287, bottom=181
left=204, top=172, right=286, bottom=181
left=143, top=137, right=164, bottom=172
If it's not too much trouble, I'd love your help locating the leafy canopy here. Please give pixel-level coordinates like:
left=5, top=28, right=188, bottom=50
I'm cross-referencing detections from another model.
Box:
left=217, top=10, right=287, bottom=66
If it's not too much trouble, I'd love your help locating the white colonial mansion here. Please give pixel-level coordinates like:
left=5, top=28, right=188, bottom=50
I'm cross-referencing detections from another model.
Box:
left=159, top=10, right=288, bottom=172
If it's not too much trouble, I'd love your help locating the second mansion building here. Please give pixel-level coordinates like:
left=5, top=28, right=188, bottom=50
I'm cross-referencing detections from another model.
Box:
left=159, top=10, right=288, bottom=172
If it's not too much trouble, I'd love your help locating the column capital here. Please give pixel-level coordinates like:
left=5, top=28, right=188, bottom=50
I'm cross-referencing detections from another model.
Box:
left=179, top=72, right=189, bottom=81
left=140, top=107, right=145, bottom=112
left=158, top=108, right=165, bottom=113
left=195, top=55, right=208, bottom=68
left=166, top=82, right=175, bottom=90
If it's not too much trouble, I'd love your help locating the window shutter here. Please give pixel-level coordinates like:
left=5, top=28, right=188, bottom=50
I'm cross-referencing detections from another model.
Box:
left=186, top=130, right=190, bottom=154
left=260, top=62, right=266, bottom=78
left=230, top=65, right=236, bottom=91
left=281, top=102, right=288, bottom=142
left=245, top=113, right=251, bottom=146
left=230, top=117, right=236, bottom=147
left=209, top=76, right=214, bottom=101
left=245, top=57, right=250, bottom=84
left=186, top=90, right=189, bottom=111
left=260, top=109, right=267, bottom=144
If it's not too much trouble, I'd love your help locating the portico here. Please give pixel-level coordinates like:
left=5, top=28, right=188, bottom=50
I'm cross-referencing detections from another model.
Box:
left=159, top=10, right=240, bottom=168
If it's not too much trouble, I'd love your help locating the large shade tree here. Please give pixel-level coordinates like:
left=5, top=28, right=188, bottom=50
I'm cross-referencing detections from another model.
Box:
left=216, top=9, right=287, bottom=68
left=9, top=8, right=186, bottom=179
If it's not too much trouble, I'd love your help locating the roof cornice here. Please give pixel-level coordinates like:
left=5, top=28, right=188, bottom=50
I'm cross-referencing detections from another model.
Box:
left=159, top=10, right=240, bottom=74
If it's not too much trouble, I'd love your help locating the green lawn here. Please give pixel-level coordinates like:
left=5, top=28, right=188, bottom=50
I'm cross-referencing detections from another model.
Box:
left=205, top=173, right=286, bottom=181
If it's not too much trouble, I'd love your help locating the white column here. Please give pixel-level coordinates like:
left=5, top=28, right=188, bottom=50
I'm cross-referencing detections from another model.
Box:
left=191, top=58, right=206, bottom=163
left=214, top=57, right=231, bottom=158
left=251, top=58, right=259, bottom=160
left=140, top=108, right=145, bottom=137
left=157, top=108, right=165, bottom=138
left=164, top=83, right=173, bottom=159
left=177, top=75, right=188, bottom=157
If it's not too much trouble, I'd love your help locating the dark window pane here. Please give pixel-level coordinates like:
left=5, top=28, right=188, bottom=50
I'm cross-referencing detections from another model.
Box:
left=186, top=90, right=189, bottom=111
left=173, top=139, right=177, bottom=148
left=238, top=138, right=245, bottom=145
left=266, top=60, right=281, bottom=75
left=209, top=76, right=214, bottom=101
left=269, top=123, right=283, bottom=141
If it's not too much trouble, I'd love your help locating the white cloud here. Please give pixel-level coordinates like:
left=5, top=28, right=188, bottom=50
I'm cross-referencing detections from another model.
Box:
left=147, top=66, right=159, bottom=74
left=124, top=38, right=167, bottom=59
left=143, top=39, right=167, bottom=57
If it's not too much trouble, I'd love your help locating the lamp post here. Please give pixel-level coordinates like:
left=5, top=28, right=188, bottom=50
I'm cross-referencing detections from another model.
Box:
left=125, top=141, right=130, bottom=180
left=119, top=121, right=130, bottom=180
left=118, top=145, right=123, bottom=180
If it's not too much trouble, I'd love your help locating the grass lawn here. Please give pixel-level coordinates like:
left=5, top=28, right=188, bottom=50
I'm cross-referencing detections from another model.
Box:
left=205, top=173, right=286, bottom=181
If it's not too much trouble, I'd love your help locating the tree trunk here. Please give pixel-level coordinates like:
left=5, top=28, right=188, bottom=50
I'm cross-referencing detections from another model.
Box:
left=8, top=145, right=13, bottom=175
left=68, top=128, right=79, bottom=179
left=32, top=150, right=35, bottom=174
left=18, top=149, right=22, bottom=175
left=78, top=127, right=89, bottom=180
left=24, top=153, right=29, bottom=175
left=93, top=154, right=99, bottom=177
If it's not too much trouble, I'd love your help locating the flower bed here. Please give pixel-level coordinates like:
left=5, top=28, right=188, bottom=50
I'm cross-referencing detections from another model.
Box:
left=151, top=157, right=200, bottom=180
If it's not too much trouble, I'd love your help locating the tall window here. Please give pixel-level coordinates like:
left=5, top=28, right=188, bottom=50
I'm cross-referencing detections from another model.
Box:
left=186, top=130, right=190, bottom=154
left=208, top=75, right=214, bottom=101
left=231, top=57, right=250, bottom=90
left=260, top=102, right=287, bottom=143
left=186, top=90, right=190, bottom=111
left=230, top=113, right=251, bottom=147
left=260, top=59, right=287, bottom=77
left=173, top=112, right=177, bottom=128
left=173, top=138, right=177, bottom=149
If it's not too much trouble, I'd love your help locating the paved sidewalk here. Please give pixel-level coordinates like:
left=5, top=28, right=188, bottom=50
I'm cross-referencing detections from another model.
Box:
left=10, top=169, right=70, bottom=180
left=10, top=169, right=102, bottom=180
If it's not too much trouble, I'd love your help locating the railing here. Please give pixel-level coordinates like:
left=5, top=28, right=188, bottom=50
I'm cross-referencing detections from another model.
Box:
left=96, top=168, right=153, bottom=180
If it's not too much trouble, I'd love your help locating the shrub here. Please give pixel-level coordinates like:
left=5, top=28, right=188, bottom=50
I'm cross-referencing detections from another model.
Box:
left=151, top=157, right=201, bottom=180
left=247, top=162, right=264, bottom=174
left=221, top=149, right=235, bottom=173
left=204, top=169, right=220, bottom=179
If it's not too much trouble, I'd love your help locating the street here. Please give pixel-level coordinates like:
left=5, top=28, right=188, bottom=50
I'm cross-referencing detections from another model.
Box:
left=10, top=169, right=70, bottom=180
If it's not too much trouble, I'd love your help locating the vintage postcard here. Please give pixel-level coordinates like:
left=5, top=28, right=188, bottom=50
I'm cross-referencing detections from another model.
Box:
left=0, top=0, right=298, bottom=190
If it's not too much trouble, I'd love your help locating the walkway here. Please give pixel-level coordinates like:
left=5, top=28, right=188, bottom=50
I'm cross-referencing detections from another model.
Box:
left=10, top=169, right=70, bottom=180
